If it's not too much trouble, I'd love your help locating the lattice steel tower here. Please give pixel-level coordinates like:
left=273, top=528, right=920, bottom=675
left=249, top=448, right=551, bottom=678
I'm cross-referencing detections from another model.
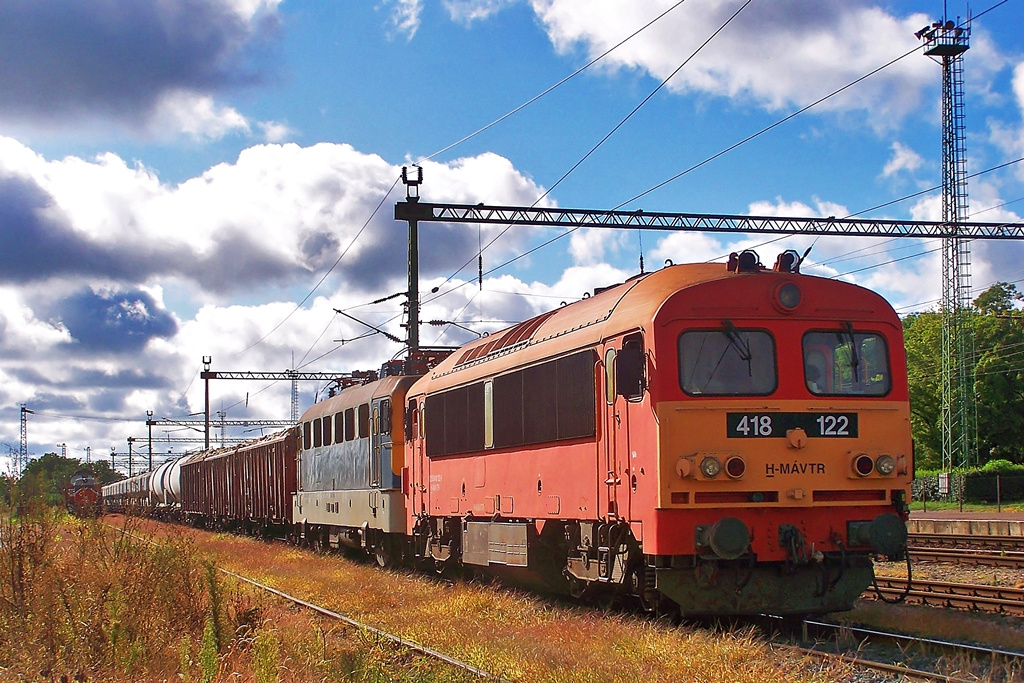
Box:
left=917, top=15, right=975, bottom=470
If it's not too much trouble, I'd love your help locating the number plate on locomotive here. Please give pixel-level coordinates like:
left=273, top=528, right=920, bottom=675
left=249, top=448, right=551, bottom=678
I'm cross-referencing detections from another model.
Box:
left=726, top=412, right=858, bottom=438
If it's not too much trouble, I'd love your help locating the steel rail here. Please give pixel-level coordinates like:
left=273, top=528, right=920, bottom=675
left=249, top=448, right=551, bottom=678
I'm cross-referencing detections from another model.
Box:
left=794, top=646, right=968, bottom=682
left=795, top=619, right=1024, bottom=683
left=870, top=577, right=1024, bottom=615
left=909, top=546, right=1024, bottom=568
left=221, top=569, right=509, bottom=682
left=804, top=619, right=1024, bottom=660
left=909, top=532, right=1024, bottom=553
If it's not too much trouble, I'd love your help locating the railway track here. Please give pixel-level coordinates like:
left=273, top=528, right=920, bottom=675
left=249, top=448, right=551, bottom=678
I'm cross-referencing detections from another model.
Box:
left=909, top=546, right=1024, bottom=568
left=909, top=532, right=1024, bottom=553
left=795, top=619, right=1024, bottom=682
left=869, top=576, right=1024, bottom=616
left=221, top=569, right=508, bottom=682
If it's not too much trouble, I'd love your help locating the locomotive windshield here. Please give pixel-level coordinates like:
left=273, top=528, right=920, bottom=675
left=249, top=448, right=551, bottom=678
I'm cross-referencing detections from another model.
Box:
left=679, top=327, right=776, bottom=396
left=803, top=329, right=891, bottom=396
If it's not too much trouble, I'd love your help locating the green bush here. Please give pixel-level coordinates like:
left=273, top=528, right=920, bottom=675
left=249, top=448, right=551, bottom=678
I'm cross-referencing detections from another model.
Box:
left=979, top=459, right=1024, bottom=475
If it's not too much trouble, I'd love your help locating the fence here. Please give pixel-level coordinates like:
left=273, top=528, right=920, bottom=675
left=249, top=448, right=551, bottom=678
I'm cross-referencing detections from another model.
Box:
left=911, top=473, right=1024, bottom=511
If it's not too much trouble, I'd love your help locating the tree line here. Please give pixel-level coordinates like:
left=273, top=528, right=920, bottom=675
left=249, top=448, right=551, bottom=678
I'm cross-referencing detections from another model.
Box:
left=904, top=281, right=1024, bottom=471
left=1, top=453, right=121, bottom=507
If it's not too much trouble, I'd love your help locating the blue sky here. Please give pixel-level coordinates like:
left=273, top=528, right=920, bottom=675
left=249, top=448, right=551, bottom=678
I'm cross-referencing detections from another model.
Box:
left=2, top=0, right=1023, bottom=472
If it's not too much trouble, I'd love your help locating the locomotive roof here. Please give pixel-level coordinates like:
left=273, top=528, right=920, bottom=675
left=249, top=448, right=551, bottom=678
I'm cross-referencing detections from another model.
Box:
left=415, top=260, right=898, bottom=389
left=298, top=373, right=418, bottom=424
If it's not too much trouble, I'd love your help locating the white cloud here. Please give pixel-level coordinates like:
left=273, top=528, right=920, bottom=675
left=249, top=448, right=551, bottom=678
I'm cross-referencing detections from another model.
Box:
left=882, top=141, right=924, bottom=177
left=258, top=121, right=293, bottom=143
left=0, top=137, right=560, bottom=457
left=383, top=0, right=424, bottom=39
left=530, top=1, right=939, bottom=125
left=147, top=91, right=252, bottom=141
left=748, top=196, right=849, bottom=219
left=444, top=0, right=518, bottom=23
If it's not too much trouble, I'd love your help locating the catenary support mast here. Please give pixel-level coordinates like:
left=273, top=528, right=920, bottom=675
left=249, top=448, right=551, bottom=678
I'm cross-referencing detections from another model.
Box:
left=918, top=15, right=975, bottom=470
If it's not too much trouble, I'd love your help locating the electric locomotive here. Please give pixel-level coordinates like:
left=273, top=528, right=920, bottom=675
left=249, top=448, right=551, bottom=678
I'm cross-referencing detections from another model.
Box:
left=404, top=249, right=911, bottom=616
left=292, top=356, right=450, bottom=565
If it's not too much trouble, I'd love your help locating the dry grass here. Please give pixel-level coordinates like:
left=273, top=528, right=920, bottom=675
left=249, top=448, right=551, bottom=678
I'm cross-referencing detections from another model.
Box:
left=0, top=505, right=209, bottom=681
left=191, top=529, right=855, bottom=683
left=0, top=507, right=481, bottom=682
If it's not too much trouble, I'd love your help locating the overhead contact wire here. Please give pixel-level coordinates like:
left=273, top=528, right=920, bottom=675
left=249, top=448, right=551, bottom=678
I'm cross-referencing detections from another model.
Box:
left=429, top=0, right=754, bottom=299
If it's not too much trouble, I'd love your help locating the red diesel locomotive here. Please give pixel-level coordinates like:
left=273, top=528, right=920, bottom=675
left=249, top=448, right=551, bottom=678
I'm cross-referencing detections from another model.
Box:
left=403, top=250, right=911, bottom=616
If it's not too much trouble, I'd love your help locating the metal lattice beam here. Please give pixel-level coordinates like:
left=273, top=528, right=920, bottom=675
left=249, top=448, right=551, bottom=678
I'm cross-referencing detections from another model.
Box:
left=395, top=202, right=1024, bottom=238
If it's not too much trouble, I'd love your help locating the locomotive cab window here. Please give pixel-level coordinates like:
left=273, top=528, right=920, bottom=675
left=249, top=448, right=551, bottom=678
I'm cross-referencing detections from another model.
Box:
left=803, top=328, right=891, bottom=396
left=616, top=335, right=646, bottom=401
left=379, top=399, right=391, bottom=436
left=679, top=326, right=776, bottom=396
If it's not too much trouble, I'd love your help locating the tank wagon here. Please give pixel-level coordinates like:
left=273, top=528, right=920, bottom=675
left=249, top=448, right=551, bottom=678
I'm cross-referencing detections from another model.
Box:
left=102, top=471, right=154, bottom=513
left=403, top=251, right=911, bottom=616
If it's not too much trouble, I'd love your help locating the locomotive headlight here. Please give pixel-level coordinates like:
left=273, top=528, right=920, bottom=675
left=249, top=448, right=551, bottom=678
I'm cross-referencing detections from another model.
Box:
left=875, top=454, right=896, bottom=476
left=775, top=282, right=801, bottom=311
left=700, top=456, right=722, bottom=478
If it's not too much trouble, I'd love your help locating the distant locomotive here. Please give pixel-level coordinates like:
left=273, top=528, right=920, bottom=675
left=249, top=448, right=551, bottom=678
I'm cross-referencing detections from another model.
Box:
left=65, top=468, right=103, bottom=517
left=104, top=249, right=912, bottom=617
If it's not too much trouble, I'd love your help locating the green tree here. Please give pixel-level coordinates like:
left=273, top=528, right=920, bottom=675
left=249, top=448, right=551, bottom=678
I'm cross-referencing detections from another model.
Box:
left=903, top=311, right=943, bottom=469
left=21, top=453, right=83, bottom=505
left=972, top=283, right=1024, bottom=464
left=17, top=453, right=123, bottom=506
left=904, top=282, right=1024, bottom=469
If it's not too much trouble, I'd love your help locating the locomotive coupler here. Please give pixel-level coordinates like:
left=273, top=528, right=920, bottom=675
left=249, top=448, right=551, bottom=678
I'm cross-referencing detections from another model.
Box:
left=779, top=524, right=809, bottom=573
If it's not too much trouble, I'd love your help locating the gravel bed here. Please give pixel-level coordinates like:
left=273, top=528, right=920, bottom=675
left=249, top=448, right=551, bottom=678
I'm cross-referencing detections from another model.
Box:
left=874, top=557, right=1024, bottom=589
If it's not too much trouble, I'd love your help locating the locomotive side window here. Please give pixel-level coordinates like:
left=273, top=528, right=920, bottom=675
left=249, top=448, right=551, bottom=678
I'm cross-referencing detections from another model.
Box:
left=679, top=327, right=777, bottom=396
left=358, top=403, right=370, bottom=438
left=302, top=421, right=312, bottom=449
left=334, top=412, right=344, bottom=443
left=604, top=348, right=616, bottom=404
left=425, top=350, right=597, bottom=457
left=313, top=418, right=323, bottom=448
left=321, top=414, right=332, bottom=446
left=803, top=329, right=891, bottom=396
left=617, top=335, right=646, bottom=400
left=344, top=408, right=355, bottom=441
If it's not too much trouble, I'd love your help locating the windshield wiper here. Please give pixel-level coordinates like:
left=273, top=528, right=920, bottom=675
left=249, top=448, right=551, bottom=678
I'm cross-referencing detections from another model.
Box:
left=842, top=321, right=861, bottom=384
left=722, top=320, right=752, bottom=376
